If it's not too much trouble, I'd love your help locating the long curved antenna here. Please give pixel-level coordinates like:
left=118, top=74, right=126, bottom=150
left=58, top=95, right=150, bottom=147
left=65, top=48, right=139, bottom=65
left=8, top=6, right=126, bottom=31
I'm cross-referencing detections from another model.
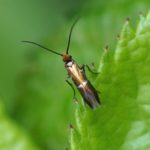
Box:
left=66, top=17, right=80, bottom=54
left=22, top=40, right=63, bottom=56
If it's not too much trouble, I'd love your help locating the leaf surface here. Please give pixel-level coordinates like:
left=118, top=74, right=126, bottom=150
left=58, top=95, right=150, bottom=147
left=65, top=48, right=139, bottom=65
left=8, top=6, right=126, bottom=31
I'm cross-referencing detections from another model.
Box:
left=69, top=11, right=150, bottom=150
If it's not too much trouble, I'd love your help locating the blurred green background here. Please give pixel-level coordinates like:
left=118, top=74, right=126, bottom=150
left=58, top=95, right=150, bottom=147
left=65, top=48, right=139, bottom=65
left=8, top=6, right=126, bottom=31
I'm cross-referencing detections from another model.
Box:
left=0, top=0, right=150, bottom=150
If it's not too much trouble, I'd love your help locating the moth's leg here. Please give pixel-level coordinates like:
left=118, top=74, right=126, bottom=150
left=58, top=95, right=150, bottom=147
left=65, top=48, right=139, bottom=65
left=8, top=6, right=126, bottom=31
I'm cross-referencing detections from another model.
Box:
left=65, top=78, right=77, bottom=101
left=80, top=64, right=99, bottom=74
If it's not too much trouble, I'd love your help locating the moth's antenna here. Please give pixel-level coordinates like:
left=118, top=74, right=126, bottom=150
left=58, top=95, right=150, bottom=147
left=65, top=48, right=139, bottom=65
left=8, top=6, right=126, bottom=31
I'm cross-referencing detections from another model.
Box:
left=22, top=41, right=63, bottom=56
left=66, top=17, right=80, bottom=54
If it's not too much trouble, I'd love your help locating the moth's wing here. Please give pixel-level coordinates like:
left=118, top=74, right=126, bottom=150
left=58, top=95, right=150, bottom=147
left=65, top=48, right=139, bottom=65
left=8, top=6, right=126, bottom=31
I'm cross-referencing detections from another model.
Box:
left=79, top=81, right=100, bottom=109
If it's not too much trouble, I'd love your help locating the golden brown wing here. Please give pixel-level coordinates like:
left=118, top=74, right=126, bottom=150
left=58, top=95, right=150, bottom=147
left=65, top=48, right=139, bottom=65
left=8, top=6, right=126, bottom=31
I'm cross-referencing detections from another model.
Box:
left=67, top=62, right=86, bottom=86
left=66, top=60, right=100, bottom=109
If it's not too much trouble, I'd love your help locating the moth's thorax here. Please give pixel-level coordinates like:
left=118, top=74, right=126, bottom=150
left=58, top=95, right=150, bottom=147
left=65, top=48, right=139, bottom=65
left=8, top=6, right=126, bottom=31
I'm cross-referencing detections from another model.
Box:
left=66, top=60, right=74, bottom=68
left=65, top=60, right=77, bottom=73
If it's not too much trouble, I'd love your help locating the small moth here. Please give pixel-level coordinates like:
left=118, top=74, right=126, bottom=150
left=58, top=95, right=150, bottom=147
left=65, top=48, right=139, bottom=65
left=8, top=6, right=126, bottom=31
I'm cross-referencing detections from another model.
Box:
left=22, top=18, right=100, bottom=109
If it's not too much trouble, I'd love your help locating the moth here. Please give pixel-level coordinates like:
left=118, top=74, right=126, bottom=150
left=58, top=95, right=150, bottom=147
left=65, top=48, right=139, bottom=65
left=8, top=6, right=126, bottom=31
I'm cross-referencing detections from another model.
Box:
left=22, top=18, right=100, bottom=109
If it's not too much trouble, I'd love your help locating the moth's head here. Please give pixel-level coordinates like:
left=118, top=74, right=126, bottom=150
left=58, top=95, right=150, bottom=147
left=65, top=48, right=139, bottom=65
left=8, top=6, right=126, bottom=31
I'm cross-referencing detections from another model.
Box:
left=62, top=53, right=72, bottom=62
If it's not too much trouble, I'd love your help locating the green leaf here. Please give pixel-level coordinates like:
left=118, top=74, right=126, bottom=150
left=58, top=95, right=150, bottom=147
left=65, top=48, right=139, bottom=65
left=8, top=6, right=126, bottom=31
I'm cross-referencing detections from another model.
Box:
left=0, top=100, right=39, bottom=150
left=69, top=10, right=150, bottom=150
